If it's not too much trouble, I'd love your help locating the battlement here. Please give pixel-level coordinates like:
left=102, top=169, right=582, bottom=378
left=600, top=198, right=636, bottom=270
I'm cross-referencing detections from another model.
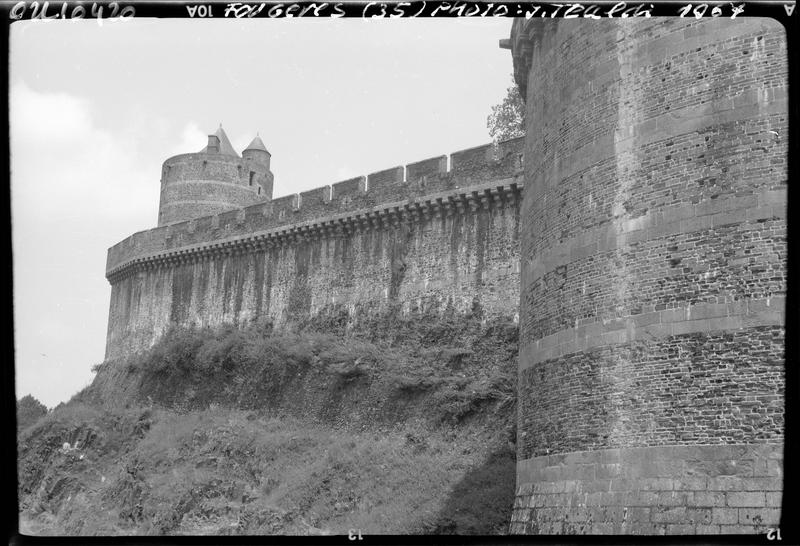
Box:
left=107, top=136, right=524, bottom=280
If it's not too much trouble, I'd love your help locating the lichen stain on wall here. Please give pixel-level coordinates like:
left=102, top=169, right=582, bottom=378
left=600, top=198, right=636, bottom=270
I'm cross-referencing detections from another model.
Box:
left=389, top=224, right=413, bottom=302
left=105, top=200, right=521, bottom=360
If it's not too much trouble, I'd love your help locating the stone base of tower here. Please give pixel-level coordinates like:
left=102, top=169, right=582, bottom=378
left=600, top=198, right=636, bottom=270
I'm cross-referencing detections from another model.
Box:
left=510, top=444, right=782, bottom=534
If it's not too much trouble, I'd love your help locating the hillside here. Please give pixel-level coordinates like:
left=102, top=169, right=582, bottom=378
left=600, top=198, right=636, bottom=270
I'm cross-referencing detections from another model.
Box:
left=17, top=314, right=519, bottom=535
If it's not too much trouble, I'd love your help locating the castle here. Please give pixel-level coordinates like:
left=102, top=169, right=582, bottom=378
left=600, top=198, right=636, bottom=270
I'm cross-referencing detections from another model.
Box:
left=104, top=18, right=786, bottom=535
left=105, top=127, right=524, bottom=359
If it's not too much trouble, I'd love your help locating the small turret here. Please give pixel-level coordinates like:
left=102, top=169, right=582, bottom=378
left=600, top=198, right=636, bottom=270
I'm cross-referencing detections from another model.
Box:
left=242, top=134, right=271, bottom=169
left=241, top=133, right=274, bottom=200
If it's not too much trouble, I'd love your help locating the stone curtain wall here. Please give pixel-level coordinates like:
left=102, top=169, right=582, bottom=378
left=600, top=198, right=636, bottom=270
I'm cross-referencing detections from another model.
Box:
left=509, top=19, right=786, bottom=534
left=105, top=138, right=523, bottom=359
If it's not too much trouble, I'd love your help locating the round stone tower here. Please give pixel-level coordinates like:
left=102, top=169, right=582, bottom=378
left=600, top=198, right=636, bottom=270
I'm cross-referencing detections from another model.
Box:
left=157, top=126, right=274, bottom=226
left=508, top=19, right=786, bottom=534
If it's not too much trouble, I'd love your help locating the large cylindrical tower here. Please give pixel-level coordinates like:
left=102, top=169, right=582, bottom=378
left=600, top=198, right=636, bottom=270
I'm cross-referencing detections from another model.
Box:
left=157, top=126, right=274, bottom=226
left=509, top=19, right=786, bottom=534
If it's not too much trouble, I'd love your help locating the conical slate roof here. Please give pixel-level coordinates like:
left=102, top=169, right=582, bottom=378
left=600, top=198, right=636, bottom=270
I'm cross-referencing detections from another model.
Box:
left=200, top=125, right=239, bottom=157
left=244, top=134, right=269, bottom=153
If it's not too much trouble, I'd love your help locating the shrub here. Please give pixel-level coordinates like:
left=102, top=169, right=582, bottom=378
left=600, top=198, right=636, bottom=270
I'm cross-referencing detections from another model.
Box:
left=17, top=394, right=48, bottom=430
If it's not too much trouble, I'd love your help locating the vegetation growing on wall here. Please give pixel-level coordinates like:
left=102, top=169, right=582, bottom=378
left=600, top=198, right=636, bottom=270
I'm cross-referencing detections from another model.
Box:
left=487, top=76, right=525, bottom=144
left=19, top=316, right=519, bottom=536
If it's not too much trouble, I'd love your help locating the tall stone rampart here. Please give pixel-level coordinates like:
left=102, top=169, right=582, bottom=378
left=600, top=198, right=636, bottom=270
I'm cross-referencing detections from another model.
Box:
left=509, top=18, right=786, bottom=535
left=105, top=137, right=524, bottom=359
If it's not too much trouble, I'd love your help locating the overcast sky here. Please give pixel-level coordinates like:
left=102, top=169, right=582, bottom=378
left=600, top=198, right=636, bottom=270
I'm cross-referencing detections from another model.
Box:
left=11, top=16, right=515, bottom=407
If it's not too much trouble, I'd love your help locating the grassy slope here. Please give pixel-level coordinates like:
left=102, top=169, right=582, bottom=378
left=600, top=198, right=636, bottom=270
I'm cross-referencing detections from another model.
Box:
left=18, top=315, right=518, bottom=535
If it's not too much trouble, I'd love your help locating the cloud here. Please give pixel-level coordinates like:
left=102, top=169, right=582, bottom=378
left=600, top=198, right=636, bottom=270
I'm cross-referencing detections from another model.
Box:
left=168, top=122, right=207, bottom=157
left=10, top=81, right=158, bottom=224
left=10, top=81, right=167, bottom=406
left=11, top=83, right=94, bottom=143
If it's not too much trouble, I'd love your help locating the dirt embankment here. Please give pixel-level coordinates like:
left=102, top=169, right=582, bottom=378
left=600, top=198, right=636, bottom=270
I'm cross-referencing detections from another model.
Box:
left=18, top=315, right=518, bottom=536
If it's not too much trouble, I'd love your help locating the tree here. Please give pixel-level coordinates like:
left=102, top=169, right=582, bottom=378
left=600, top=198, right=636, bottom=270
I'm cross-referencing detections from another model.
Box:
left=487, top=77, right=525, bottom=143
left=17, top=394, right=47, bottom=430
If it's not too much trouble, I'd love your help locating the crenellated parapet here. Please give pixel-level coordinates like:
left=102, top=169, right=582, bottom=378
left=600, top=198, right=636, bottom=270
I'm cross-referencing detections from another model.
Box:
left=106, top=179, right=522, bottom=284
left=107, top=137, right=524, bottom=282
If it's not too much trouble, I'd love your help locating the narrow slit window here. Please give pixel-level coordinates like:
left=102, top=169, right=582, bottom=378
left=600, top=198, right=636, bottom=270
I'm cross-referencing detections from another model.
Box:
left=249, top=172, right=255, bottom=187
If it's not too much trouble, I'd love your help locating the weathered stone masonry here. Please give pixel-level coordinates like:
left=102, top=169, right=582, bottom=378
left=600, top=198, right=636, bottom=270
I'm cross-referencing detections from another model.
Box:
left=105, top=137, right=524, bottom=359
left=508, top=18, right=786, bottom=534
left=157, top=128, right=274, bottom=226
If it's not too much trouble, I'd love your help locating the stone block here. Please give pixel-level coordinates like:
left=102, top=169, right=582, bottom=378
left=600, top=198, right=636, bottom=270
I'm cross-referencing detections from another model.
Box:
left=706, top=445, right=750, bottom=461
left=572, top=464, right=596, bottom=481
left=671, top=319, right=703, bottom=336
left=540, top=465, right=563, bottom=481
left=599, top=491, right=627, bottom=505
left=623, top=506, right=651, bottom=523
left=719, top=524, right=763, bottom=534
left=634, top=323, right=672, bottom=340
left=590, top=522, right=614, bottom=534
left=679, top=214, right=713, bottom=233
left=666, top=524, right=696, bottom=534
left=595, top=463, right=623, bottom=479
left=673, top=477, right=708, bottom=491
left=759, top=188, right=787, bottom=206
left=687, top=458, right=753, bottom=478
left=684, top=507, right=713, bottom=525
left=689, top=491, right=725, bottom=507
left=543, top=493, right=570, bottom=506
left=585, top=491, right=603, bottom=505
left=565, top=507, right=591, bottom=523
left=766, top=492, right=782, bottom=507
left=740, top=477, right=782, bottom=491
left=746, top=205, right=776, bottom=222
left=596, top=448, right=622, bottom=464
left=738, top=508, right=781, bottom=526
left=690, top=302, right=729, bottom=320
left=639, top=477, right=675, bottom=491
left=629, top=491, right=659, bottom=506
left=609, top=478, right=639, bottom=492
left=633, top=311, right=660, bottom=327
left=647, top=523, right=668, bottom=535
left=517, top=483, right=534, bottom=496
left=651, top=506, right=686, bottom=523
left=655, top=491, right=690, bottom=507
left=727, top=492, right=766, bottom=507
left=712, top=507, right=739, bottom=524
left=581, top=479, right=612, bottom=493
left=707, top=476, right=745, bottom=491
